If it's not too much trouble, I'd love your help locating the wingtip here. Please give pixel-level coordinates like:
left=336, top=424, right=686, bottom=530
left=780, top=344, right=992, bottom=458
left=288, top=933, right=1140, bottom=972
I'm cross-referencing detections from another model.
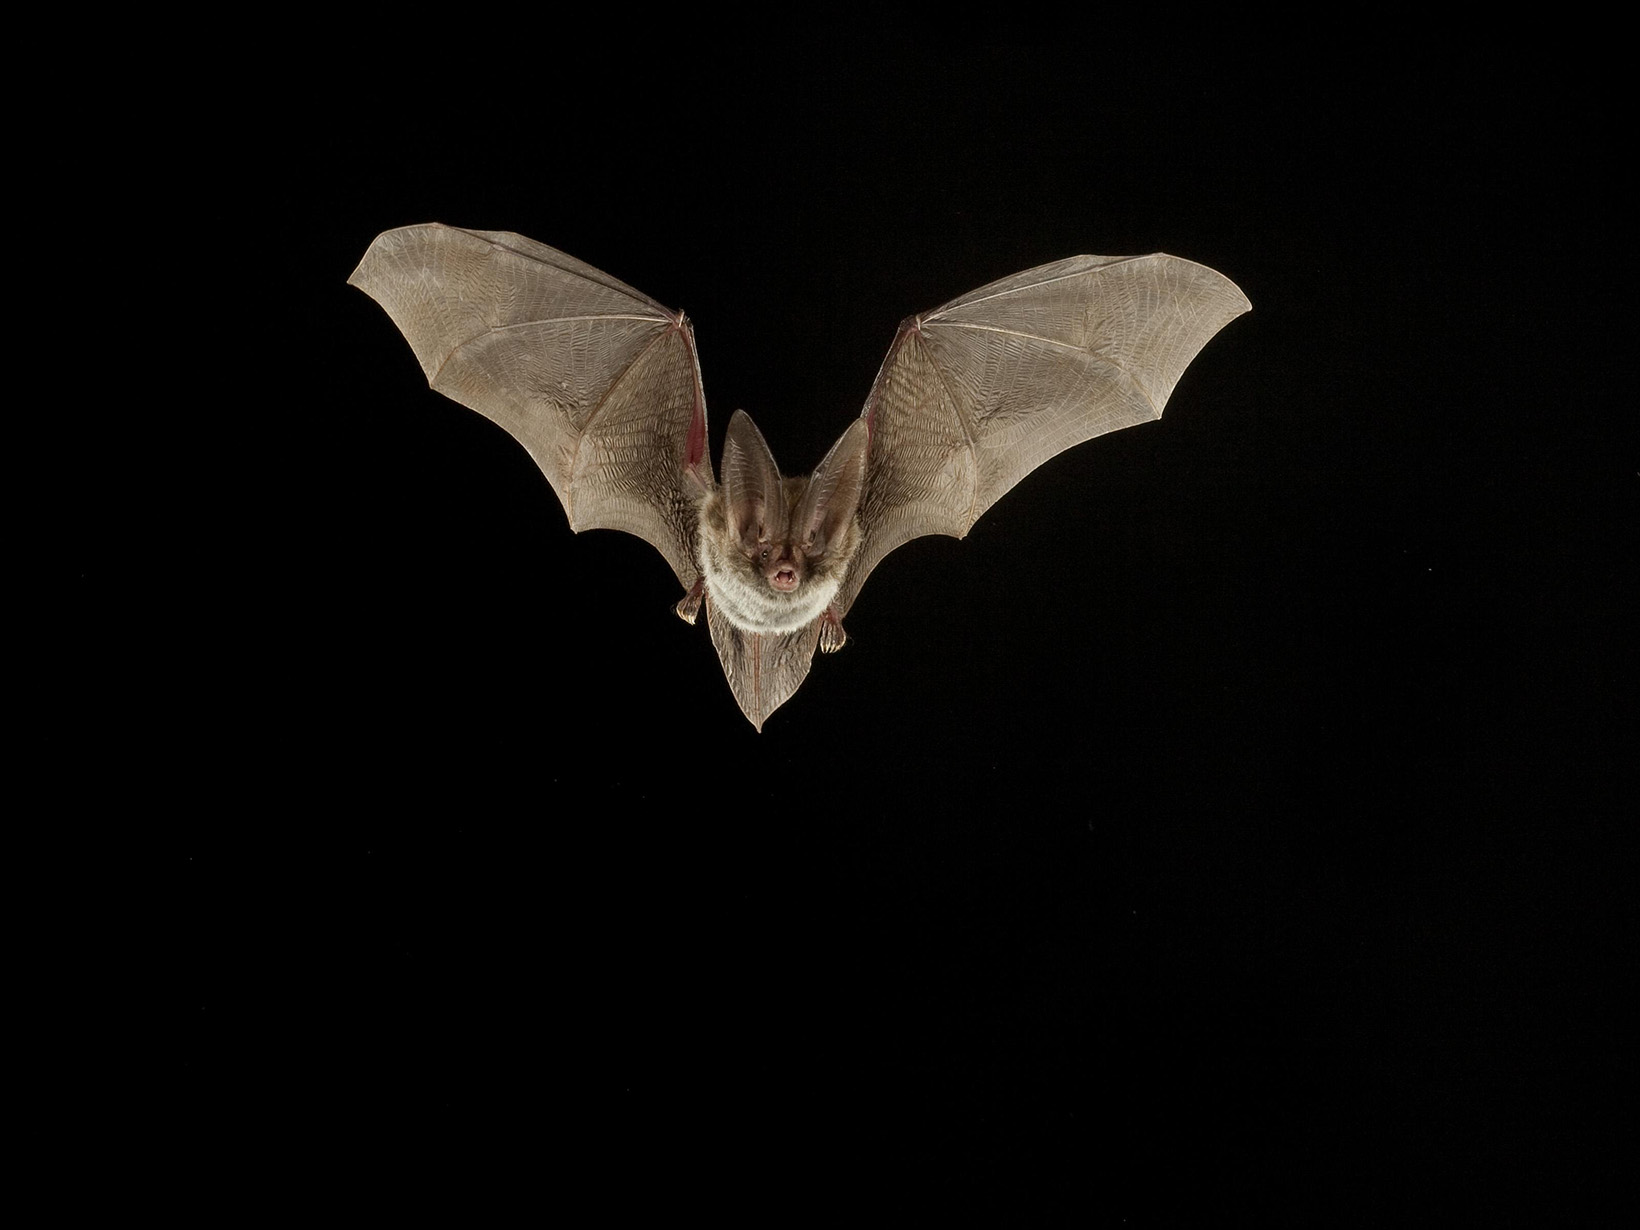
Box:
left=345, top=255, right=375, bottom=290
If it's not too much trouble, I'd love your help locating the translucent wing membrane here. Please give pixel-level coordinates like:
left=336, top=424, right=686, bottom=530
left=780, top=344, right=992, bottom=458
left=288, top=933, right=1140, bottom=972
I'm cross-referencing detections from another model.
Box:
left=840, top=254, right=1248, bottom=614
left=353, top=229, right=1246, bottom=729
left=349, top=224, right=710, bottom=586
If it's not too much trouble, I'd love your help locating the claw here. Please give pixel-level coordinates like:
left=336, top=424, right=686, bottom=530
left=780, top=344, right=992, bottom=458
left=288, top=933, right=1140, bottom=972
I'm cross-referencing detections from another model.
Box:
left=820, top=605, right=847, bottom=653
left=675, top=575, right=705, bottom=625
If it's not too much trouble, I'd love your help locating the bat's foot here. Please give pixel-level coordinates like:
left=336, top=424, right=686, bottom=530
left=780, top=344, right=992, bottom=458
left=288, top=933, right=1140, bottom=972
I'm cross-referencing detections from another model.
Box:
left=675, top=576, right=705, bottom=625
left=820, top=606, right=847, bottom=654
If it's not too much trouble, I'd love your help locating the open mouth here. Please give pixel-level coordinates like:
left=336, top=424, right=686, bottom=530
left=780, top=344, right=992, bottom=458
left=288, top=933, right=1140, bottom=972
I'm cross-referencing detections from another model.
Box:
left=770, top=567, right=798, bottom=592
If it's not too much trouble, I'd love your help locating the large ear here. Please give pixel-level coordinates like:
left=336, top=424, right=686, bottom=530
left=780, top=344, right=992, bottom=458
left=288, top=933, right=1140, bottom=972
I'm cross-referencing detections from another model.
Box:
left=721, top=411, right=785, bottom=551
left=797, top=418, right=868, bottom=554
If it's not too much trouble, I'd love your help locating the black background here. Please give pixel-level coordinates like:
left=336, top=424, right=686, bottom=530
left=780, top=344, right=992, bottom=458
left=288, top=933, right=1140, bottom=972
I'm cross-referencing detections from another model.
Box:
left=127, top=46, right=1629, bottom=1219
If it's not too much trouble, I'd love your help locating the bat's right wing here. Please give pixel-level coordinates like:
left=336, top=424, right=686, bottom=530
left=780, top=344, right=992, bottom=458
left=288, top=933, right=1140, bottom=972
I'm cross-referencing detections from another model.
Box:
left=349, top=224, right=711, bottom=589
left=837, top=254, right=1249, bottom=615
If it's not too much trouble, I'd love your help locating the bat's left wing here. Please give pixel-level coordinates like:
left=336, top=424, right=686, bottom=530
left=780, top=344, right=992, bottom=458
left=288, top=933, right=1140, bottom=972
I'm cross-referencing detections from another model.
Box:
left=348, top=224, right=712, bottom=589
left=838, top=254, right=1249, bottom=616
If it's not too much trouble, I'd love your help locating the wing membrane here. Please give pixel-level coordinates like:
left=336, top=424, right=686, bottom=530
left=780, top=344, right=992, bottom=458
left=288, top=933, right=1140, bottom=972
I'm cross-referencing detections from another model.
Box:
left=839, top=253, right=1248, bottom=614
left=349, top=224, right=710, bottom=586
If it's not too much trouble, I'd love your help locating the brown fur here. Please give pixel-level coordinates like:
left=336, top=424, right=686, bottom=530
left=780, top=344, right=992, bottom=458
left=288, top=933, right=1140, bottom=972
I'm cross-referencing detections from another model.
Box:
left=698, top=480, right=862, bottom=635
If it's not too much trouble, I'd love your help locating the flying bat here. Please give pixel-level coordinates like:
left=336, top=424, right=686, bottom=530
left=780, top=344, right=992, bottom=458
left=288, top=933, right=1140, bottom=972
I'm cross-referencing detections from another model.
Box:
left=348, top=225, right=1249, bottom=729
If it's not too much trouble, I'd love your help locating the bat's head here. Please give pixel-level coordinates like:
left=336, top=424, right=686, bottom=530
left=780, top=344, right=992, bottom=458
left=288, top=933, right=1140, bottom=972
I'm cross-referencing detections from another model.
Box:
left=711, top=411, right=868, bottom=601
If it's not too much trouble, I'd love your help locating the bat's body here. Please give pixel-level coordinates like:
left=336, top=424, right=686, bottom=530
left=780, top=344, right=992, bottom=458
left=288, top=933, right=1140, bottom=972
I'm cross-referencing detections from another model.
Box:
left=697, top=482, right=860, bottom=638
left=350, top=225, right=1248, bottom=728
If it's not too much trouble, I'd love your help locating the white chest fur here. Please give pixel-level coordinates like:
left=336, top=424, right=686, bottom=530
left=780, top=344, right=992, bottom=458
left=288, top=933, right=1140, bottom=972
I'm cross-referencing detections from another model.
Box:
left=699, top=541, right=841, bottom=634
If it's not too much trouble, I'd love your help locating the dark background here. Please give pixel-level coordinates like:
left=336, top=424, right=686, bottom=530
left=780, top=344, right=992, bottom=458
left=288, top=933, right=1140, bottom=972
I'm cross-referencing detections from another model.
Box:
left=132, top=47, right=1628, bottom=1218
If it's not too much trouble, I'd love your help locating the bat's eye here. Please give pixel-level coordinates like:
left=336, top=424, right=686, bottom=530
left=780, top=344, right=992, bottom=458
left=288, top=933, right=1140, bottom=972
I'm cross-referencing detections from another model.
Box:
left=759, top=548, right=770, bottom=561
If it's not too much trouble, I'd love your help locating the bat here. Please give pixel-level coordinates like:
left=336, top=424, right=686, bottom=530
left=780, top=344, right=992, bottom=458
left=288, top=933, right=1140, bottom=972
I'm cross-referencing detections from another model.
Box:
left=349, top=225, right=1249, bottom=729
